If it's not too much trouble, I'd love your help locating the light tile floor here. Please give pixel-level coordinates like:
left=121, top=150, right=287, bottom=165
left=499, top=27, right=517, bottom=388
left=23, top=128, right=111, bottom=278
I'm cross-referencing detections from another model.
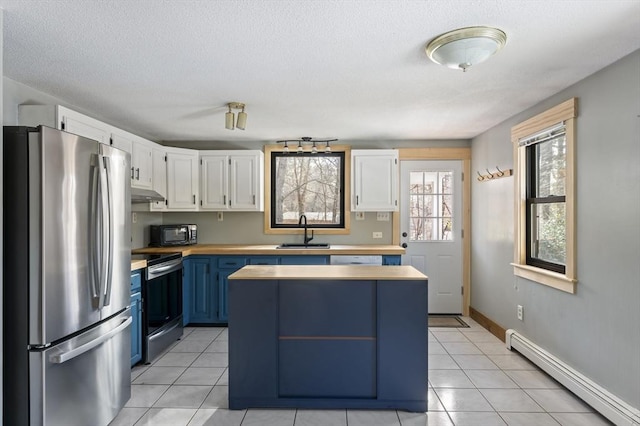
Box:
left=110, top=317, right=614, bottom=426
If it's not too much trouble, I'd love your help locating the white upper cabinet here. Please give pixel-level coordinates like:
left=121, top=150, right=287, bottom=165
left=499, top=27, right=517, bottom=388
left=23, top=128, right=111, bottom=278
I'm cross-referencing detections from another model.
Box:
left=166, top=148, right=199, bottom=211
left=130, top=139, right=153, bottom=190
left=19, top=105, right=110, bottom=145
left=199, top=150, right=264, bottom=211
left=351, top=149, right=398, bottom=212
left=150, top=146, right=168, bottom=211
left=19, top=104, right=158, bottom=191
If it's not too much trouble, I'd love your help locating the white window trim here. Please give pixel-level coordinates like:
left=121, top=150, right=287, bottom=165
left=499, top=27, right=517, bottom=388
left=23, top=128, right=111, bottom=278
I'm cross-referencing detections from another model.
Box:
left=511, top=98, right=578, bottom=294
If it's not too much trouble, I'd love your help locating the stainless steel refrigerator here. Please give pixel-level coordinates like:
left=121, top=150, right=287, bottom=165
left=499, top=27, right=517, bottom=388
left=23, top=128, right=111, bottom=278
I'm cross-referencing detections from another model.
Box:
left=3, top=126, right=132, bottom=425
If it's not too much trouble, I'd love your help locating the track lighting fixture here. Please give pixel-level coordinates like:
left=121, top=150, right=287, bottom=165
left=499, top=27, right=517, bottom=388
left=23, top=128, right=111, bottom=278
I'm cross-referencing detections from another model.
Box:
left=225, top=102, right=247, bottom=130
left=276, top=137, right=338, bottom=154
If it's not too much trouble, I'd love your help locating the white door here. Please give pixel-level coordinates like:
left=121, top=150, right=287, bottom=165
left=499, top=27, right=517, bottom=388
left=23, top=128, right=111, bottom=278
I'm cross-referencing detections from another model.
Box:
left=400, top=160, right=463, bottom=314
left=230, top=154, right=258, bottom=210
left=200, top=154, right=229, bottom=210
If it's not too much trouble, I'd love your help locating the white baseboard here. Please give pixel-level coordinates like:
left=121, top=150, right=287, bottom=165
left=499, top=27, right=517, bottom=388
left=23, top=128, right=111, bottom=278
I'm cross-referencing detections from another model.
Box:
left=506, top=329, right=640, bottom=426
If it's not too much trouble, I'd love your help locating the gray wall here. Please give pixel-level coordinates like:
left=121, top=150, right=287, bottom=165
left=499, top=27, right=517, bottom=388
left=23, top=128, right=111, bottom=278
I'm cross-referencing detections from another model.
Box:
left=470, top=49, right=640, bottom=408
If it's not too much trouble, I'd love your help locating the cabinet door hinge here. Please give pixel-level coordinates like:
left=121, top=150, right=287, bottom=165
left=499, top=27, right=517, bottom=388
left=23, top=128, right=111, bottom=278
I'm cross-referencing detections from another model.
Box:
left=200, top=159, right=203, bottom=165
left=164, top=155, right=167, bottom=162
left=165, top=199, right=168, bottom=206
left=461, top=229, right=464, bottom=238
left=461, top=172, right=464, bottom=181
left=394, top=158, right=398, bottom=165
left=228, top=158, right=231, bottom=165
left=461, top=286, right=464, bottom=295
left=109, top=137, right=113, bottom=145
left=60, top=121, right=65, bottom=130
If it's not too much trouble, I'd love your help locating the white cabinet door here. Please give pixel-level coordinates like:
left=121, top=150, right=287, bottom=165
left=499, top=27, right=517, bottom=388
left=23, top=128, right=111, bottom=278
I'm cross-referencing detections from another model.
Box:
left=352, top=149, right=398, bottom=211
left=166, top=150, right=199, bottom=210
left=18, top=105, right=110, bottom=145
left=150, top=147, right=167, bottom=211
left=131, top=141, right=153, bottom=189
left=200, top=154, right=229, bottom=210
left=230, top=153, right=263, bottom=211
left=110, top=131, right=134, bottom=182
left=60, top=107, right=111, bottom=145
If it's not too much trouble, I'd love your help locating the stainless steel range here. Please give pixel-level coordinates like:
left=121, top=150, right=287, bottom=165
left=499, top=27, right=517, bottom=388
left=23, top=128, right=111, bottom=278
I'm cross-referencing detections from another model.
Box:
left=132, top=252, right=184, bottom=363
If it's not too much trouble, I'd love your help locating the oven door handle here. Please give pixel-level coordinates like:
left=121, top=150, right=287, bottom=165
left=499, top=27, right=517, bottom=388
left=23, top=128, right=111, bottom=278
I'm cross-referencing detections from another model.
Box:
left=147, top=258, right=182, bottom=280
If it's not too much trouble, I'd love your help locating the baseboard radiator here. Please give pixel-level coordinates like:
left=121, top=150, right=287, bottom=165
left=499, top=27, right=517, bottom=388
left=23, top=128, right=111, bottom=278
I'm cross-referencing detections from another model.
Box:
left=506, top=330, right=640, bottom=426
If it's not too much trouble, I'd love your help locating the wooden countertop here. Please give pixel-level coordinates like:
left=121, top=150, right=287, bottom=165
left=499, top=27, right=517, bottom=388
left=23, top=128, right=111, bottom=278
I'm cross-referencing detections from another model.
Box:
left=228, top=265, right=427, bottom=281
left=132, top=244, right=405, bottom=256
left=131, top=259, right=147, bottom=271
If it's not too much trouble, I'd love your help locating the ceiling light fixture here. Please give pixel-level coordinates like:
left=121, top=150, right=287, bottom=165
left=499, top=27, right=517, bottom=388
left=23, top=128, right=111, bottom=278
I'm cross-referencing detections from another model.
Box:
left=277, top=137, right=338, bottom=154
left=225, top=102, right=247, bottom=130
left=425, top=26, right=507, bottom=72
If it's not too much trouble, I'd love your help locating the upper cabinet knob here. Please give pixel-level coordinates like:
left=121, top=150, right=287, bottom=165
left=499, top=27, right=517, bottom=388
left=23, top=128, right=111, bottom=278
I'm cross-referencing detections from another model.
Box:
left=401, top=243, right=408, bottom=248
left=402, top=232, right=408, bottom=237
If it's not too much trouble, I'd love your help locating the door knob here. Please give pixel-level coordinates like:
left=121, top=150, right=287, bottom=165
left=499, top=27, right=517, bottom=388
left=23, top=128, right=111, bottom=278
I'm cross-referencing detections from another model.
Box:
left=402, top=232, right=408, bottom=237
left=401, top=243, right=408, bottom=248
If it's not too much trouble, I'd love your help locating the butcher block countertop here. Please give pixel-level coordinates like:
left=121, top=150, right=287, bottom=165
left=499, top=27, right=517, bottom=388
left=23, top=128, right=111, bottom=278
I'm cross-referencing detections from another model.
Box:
left=132, top=244, right=405, bottom=256
left=229, top=265, right=427, bottom=281
left=131, top=259, right=147, bottom=271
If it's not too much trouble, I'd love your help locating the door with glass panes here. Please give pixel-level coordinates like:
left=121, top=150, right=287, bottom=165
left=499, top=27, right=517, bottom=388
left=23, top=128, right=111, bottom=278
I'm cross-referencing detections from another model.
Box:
left=400, top=160, right=463, bottom=314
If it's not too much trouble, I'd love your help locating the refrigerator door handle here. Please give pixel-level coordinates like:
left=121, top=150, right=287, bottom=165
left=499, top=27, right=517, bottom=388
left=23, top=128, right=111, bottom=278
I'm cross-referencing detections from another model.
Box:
left=48, top=316, right=132, bottom=364
left=89, top=155, right=101, bottom=306
left=102, top=156, right=115, bottom=307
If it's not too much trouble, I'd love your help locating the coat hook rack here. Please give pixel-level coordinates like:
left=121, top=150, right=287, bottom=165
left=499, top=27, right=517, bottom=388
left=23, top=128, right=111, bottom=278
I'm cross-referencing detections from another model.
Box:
left=477, top=166, right=513, bottom=181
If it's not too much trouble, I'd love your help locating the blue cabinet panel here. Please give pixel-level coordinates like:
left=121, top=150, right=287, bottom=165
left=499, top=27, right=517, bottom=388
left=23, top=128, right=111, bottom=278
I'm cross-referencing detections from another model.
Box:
left=217, top=257, right=246, bottom=269
left=130, top=291, right=142, bottom=366
left=382, top=255, right=401, bottom=265
left=248, top=257, right=279, bottom=265
left=279, top=280, right=376, bottom=337
left=218, top=269, right=233, bottom=322
left=279, top=340, right=376, bottom=398
left=131, top=270, right=142, bottom=292
left=280, top=255, right=328, bottom=265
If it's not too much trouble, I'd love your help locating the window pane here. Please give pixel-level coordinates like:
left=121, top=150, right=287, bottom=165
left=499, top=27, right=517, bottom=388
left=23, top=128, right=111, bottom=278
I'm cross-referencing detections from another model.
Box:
left=530, top=202, right=566, bottom=265
left=535, top=135, right=566, bottom=197
left=272, top=153, right=343, bottom=227
left=407, top=170, right=454, bottom=242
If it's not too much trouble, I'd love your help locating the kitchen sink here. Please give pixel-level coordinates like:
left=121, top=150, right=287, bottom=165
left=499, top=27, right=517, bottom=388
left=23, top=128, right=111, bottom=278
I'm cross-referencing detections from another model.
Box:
left=277, top=243, right=330, bottom=249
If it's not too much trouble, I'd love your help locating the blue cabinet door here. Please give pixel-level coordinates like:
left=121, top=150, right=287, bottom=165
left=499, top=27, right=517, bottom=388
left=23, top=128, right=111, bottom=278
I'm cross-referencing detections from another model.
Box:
left=130, top=291, right=142, bottom=366
left=218, top=269, right=233, bottom=322
left=189, top=257, right=217, bottom=323
left=280, top=255, right=329, bottom=265
left=382, top=255, right=401, bottom=265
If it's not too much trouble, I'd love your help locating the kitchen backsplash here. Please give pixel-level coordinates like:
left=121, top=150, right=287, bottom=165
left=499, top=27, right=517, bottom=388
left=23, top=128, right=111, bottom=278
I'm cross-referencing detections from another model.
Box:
left=130, top=210, right=393, bottom=248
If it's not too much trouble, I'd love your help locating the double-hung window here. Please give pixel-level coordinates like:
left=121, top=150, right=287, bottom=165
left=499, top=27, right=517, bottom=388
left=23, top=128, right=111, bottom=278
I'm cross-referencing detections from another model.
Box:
left=512, top=98, right=577, bottom=293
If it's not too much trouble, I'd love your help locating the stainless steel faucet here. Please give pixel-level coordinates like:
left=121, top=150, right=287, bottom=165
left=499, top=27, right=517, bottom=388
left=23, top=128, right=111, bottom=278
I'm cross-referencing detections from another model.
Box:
left=298, top=214, right=314, bottom=245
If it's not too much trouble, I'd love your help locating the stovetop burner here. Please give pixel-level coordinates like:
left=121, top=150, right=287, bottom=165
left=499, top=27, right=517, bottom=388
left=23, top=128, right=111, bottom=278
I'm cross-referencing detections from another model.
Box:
left=131, top=252, right=182, bottom=267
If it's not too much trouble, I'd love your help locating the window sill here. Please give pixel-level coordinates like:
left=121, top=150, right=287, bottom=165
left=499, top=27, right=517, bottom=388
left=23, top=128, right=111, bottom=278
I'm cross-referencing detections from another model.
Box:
left=511, top=263, right=576, bottom=294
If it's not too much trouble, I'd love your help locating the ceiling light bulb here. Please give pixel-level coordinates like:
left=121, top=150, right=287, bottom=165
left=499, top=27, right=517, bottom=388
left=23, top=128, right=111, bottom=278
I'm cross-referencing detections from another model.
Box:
left=311, top=142, right=318, bottom=154
left=325, top=142, right=331, bottom=153
left=297, top=142, right=303, bottom=153
left=225, top=108, right=235, bottom=130
left=283, top=142, right=289, bottom=153
left=236, top=107, right=247, bottom=130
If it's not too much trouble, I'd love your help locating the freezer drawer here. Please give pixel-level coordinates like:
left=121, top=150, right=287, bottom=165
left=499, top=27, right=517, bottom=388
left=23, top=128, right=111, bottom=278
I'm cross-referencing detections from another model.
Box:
left=28, top=310, right=132, bottom=426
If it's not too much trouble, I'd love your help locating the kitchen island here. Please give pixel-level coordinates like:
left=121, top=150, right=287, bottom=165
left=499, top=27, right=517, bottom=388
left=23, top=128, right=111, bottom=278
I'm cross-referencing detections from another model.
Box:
left=227, top=265, right=428, bottom=412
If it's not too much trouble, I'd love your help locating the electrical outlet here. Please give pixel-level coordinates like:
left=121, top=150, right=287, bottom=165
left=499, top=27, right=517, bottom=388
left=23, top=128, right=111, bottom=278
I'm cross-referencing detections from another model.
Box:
left=217, top=211, right=224, bottom=221
left=132, top=212, right=137, bottom=224
left=355, top=211, right=365, bottom=220
left=373, top=231, right=383, bottom=239
left=517, top=305, right=524, bottom=321
left=376, top=212, right=390, bottom=221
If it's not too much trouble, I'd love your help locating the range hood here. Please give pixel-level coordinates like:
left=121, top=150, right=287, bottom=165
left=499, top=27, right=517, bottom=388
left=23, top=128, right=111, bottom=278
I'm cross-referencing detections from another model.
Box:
left=131, top=187, right=165, bottom=203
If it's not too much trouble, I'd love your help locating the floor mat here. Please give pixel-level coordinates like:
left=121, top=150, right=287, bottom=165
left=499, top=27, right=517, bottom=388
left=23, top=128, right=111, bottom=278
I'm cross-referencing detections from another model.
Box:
left=428, top=315, right=469, bottom=328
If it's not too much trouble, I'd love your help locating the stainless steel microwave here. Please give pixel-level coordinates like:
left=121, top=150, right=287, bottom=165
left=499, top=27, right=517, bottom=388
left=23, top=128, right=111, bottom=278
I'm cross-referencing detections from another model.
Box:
left=149, top=224, right=197, bottom=247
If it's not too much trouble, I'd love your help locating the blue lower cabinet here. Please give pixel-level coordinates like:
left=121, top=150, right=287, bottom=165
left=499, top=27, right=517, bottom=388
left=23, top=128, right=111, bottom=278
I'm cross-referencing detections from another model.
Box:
left=188, top=257, right=217, bottom=324
left=382, top=255, right=401, bottom=265
left=130, top=290, right=142, bottom=366
left=218, top=269, right=233, bottom=322
left=280, top=255, right=328, bottom=265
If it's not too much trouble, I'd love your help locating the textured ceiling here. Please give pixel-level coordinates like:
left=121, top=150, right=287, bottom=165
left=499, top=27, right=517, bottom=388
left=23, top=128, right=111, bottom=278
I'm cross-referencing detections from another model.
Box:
left=1, top=0, right=639, bottom=144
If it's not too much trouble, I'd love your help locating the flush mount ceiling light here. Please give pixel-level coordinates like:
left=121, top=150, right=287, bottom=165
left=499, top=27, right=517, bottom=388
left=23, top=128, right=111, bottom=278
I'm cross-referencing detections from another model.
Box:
left=225, top=102, right=247, bottom=130
left=425, top=26, right=507, bottom=72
